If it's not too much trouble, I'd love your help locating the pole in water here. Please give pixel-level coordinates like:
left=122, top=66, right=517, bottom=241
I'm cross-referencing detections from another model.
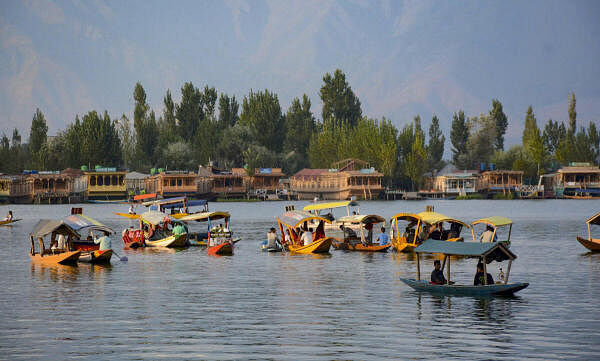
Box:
left=112, top=250, right=128, bottom=262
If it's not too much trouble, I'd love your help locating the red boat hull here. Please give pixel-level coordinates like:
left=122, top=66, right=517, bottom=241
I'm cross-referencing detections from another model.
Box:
left=208, top=242, right=233, bottom=256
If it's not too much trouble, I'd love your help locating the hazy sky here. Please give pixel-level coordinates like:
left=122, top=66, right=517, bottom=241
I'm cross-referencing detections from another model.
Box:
left=1, top=0, right=599, bottom=147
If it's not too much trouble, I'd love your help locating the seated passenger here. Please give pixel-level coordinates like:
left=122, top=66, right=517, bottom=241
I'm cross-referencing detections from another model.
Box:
left=339, top=225, right=357, bottom=240
left=301, top=227, right=313, bottom=246
left=266, top=227, right=279, bottom=248
left=474, top=262, right=494, bottom=286
left=375, top=227, right=390, bottom=245
left=430, top=260, right=447, bottom=285
left=479, top=225, right=496, bottom=243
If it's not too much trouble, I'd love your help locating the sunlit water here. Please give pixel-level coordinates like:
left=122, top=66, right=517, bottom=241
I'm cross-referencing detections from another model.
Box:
left=1, top=200, right=599, bottom=360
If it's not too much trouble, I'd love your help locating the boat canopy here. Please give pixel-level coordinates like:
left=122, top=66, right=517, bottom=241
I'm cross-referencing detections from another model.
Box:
left=140, top=211, right=169, bottom=225
left=472, top=216, right=513, bottom=227
left=179, top=211, right=230, bottom=222
left=390, top=213, right=421, bottom=223
left=133, top=193, right=157, bottom=201
left=415, top=239, right=516, bottom=263
left=30, top=219, right=79, bottom=238
left=63, top=214, right=114, bottom=235
left=143, top=196, right=185, bottom=207
left=417, top=211, right=469, bottom=228
left=303, top=200, right=359, bottom=212
left=162, top=199, right=207, bottom=210
left=338, top=214, right=385, bottom=225
left=586, top=212, right=600, bottom=225
left=277, top=210, right=332, bottom=228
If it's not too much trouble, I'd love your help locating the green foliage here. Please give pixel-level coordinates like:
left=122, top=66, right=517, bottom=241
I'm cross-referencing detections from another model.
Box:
left=162, top=141, right=194, bottom=170
left=427, top=115, right=445, bottom=172
left=116, top=115, right=136, bottom=169
left=201, top=86, right=217, bottom=117
left=493, top=192, right=514, bottom=200
left=522, top=105, right=538, bottom=149
left=466, top=114, right=496, bottom=169
left=568, top=92, right=576, bottom=134
left=216, top=124, right=254, bottom=168
left=239, top=89, right=284, bottom=152
left=133, top=82, right=148, bottom=133
left=543, top=119, right=566, bottom=155
left=320, top=69, right=362, bottom=127
left=456, top=193, right=484, bottom=200
left=0, top=134, right=9, bottom=172
left=489, top=99, right=508, bottom=150
left=28, top=108, right=48, bottom=168
left=218, top=93, right=239, bottom=128
left=450, top=110, right=469, bottom=169
left=243, top=144, right=280, bottom=176
left=284, top=95, right=315, bottom=156
left=176, top=82, right=203, bottom=142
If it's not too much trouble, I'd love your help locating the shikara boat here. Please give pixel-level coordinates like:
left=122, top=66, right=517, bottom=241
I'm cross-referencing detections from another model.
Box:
left=179, top=211, right=235, bottom=255
left=303, top=200, right=360, bottom=231
left=260, top=240, right=283, bottom=252
left=0, top=218, right=21, bottom=226
left=400, top=239, right=529, bottom=296
left=276, top=210, right=333, bottom=254
left=577, top=212, right=600, bottom=251
left=119, top=211, right=188, bottom=248
left=471, top=216, right=512, bottom=247
left=390, top=211, right=469, bottom=252
left=29, top=220, right=81, bottom=265
left=332, top=214, right=391, bottom=252
left=64, top=212, right=116, bottom=264
left=143, top=197, right=209, bottom=219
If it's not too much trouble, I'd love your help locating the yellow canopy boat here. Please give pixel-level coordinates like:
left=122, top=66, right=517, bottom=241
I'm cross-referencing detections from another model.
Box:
left=390, top=211, right=469, bottom=252
left=471, top=216, right=513, bottom=247
left=303, top=200, right=360, bottom=231
left=577, top=212, right=600, bottom=251
left=276, top=210, right=333, bottom=254
left=333, top=214, right=391, bottom=252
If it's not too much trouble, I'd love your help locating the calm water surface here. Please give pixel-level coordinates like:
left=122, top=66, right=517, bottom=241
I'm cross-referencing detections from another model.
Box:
left=1, top=200, right=599, bottom=360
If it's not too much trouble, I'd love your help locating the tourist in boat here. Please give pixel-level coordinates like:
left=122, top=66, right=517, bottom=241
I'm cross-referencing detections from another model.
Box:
left=365, top=222, right=374, bottom=244
left=339, top=224, right=357, bottom=239
left=3, top=210, right=13, bottom=221
left=474, top=262, right=494, bottom=285
left=314, top=221, right=325, bottom=240
left=301, top=227, right=313, bottom=246
left=429, top=223, right=444, bottom=240
left=128, top=205, right=136, bottom=215
left=376, top=227, right=390, bottom=245
left=431, top=260, right=447, bottom=285
left=172, top=223, right=186, bottom=235
left=57, top=233, right=67, bottom=250
left=267, top=227, right=279, bottom=248
left=94, top=232, right=112, bottom=251
left=479, top=225, right=496, bottom=243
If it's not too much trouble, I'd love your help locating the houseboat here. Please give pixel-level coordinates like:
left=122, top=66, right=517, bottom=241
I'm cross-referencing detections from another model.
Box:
left=84, top=167, right=127, bottom=201
left=144, top=171, right=198, bottom=198
left=557, top=163, right=600, bottom=198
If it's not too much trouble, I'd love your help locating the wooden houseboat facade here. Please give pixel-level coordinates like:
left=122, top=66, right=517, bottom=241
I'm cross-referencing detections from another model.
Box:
left=84, top=169, right=127, bottom=200
left=144, top=171, right=198, bottom=198
left=557, top=164, right=600, bottom=198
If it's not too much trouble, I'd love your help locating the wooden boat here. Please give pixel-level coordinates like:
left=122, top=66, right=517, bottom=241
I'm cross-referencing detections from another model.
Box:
left=119, top=210, right=188, bottom=248
left=577, top=212, right=600, bottom=251
left=143, top=196, right=209, bottom=219
left=390, top=210, right=469, bottom=252
left=303, top=200, right=360, bottom=232
left=63, top=212, right=116, bottom=264
left=29, top=219, right=81, bottom=265
left=260, top=240, right=283, bottom=252
left=0, top=218, right=21, bottom=226
left=400, top=239, right=528, bottom=296
left=179, top=211, right=235, bottom=254
left=332, top=214, right=391, bottom=252
left=471, top=216, right=512, bottom=247
left=276, top=210, right=333, bottom=254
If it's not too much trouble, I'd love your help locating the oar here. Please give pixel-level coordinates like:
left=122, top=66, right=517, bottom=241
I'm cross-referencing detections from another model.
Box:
left=112, top=249, right=128, bottom=262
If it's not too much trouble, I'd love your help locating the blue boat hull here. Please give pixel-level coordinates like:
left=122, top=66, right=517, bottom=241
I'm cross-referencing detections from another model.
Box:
left=400, top=278, right=528, bottom=296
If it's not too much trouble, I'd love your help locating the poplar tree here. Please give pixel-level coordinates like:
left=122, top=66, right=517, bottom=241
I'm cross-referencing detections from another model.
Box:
left=450, top=110, right=469, bottom=169
left=427, top=115, right=445, bottom=172
left=319, top=69, right=362, bottom=127
left=489, top=99, right=508, bottom=150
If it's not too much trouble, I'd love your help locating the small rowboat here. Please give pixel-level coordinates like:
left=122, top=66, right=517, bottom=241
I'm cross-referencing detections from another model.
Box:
left=471, top=216, right=512, bottom=247
left=29, top=219, right=82, bottom=265
left=276, top=210, right=333, bottom=254
left=260, top=240, right=283, bottom=252
left=78, top=249, right=113, bottom=264
left=577, top=212, right=600, bottom=252
left=333, top=214, right=390, bottom=252
left=145, top=233, right=188, bottom=247
left=118, top=210, right=188, bottom=248
left=332, top=240, right=391, bottom=252
left=0, top=218, right=21, bottom=226
left=208, top=241, right=233, bottom=256
left=402, top=239, right=528, bottom=297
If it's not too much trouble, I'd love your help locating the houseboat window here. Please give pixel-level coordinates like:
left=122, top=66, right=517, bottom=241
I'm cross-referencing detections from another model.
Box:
left=90, top=176, right=96, bottom=186
left=103, top=175, right=109, bottom=186
left=49, top=179, right=54, bottom=189
left=119, top=175, right=124, bottom=185
left=164, top=180, right=168, bottom=186
left=97, top=176, right=103, bottom=186
left=112, top=175, right=118, bottom=186
left=170, top=179, right=176, bottom=187
left=177, top=178, right=182, bottom=187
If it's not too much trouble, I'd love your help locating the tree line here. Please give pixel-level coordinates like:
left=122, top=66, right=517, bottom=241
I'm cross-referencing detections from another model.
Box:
left=1, top=69, right=598, bottom=190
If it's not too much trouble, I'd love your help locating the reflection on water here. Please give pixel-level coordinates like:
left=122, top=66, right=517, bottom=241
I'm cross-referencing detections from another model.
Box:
left=1, top=200, right=600, bottom=359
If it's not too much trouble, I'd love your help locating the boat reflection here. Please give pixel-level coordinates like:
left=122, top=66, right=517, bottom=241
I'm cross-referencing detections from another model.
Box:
left=30, top=262, right=80, bottom=282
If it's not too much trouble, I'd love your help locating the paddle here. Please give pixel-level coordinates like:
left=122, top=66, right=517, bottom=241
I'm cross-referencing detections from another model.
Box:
left=112, top=250, right=128, bottom=262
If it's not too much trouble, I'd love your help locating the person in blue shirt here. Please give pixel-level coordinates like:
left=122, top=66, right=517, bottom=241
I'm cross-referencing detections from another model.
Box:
left=375, top=226, right=390, bottom=245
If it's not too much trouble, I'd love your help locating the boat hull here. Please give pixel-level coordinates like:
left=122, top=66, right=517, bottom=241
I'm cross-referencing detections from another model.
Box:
left=332, top=239, right=390, bottom=252
left=260, top=240, right=283, bottom=252
left=0, top=219, right=21, bottom=226
left=392, top=238, right=418, bottom=253
left=30, top=250, right=81, bottom=265
left=400, top=278, right=529, bottom=296
left=577, top=236, right=600, bottom=251
left=79, top=249, right=113, bottom=264
left=145, top=233, right=188, bottom=247
left=208, top=242, right=233, bottom=255
left=288, top=237, right=333, bottom=254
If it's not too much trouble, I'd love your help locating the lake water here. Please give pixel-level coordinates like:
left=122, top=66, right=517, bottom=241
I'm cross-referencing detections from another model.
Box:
left=1, top=200, right=599, bottom=360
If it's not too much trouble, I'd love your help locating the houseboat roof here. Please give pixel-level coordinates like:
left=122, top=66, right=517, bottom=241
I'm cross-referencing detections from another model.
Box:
left=126, top=171, right=149, bottom=179
left=472, top=216, right=513, bottom=227
left=292, top=168, right=329, bottom=179
left=482, top=170, right=524, bottom=175
left=558, top=166, right=600, bottom=174
left=303, top=200, right=359, bottom=212
left=415, top=239, right=516, bottom=262
left=277, top=210, right=331, bottom=228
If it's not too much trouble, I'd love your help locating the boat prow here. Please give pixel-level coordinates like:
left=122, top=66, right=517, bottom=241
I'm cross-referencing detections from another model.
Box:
left=0, top=218, right=21, bottom=226
left=30, top=250, right=81, bottom=265
left=288, top=237, right=333, bottom=254
left=145, top=233, right=188, bottom=248
left=208, top=241, right=233, bottom=256
left=79, top=249, right=113, bottom=264
left=577, top=236, right=600, bottom=252
left=400, top=278, right=529, bottom=296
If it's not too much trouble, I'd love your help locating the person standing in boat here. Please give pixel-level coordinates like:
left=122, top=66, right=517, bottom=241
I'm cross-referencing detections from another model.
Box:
left=474, top=262, right=494, bottom=285
left=431, top=260, right=448, bottom=285
left=128, top=204, right=136, bottom=215
left=375, top=227, right=390, bottom=245
left=94, top=232, right=112, bottom=251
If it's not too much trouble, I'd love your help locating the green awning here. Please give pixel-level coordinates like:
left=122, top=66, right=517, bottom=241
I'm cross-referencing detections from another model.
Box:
left=414, top=239, right=516, bottom=262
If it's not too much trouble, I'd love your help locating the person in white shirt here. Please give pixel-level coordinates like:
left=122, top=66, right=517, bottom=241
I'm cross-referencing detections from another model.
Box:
left=57, top=234, right=67, bottom=249
left=479, top=225, right=496, bottom=243
left=128, top=205, right=135, bottom=215
left=301, top=227, right=313, bottom=246
left=266, top=228, right=279, bottom=248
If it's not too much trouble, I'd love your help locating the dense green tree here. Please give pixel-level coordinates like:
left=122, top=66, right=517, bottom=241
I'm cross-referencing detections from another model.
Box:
left=239, top=89, right=284, bottom=152
left=136, top=110, right=159, bottom=166
left=450, top=110, right=469, bottom=169
left=176, top=82, right=203, bottom=142
left=201, top=86, right=218, bottom=118
left=116, top=115, right=136, bottom=169
left=466, top=114, right=497, bottom=169
left=78, top=111, right=122, bottom=167
left=0, top=134, right=9, bottom=172
left=243, top=144, right=281, bottom=176
left=568, top=92, right=576, bottom=134
left=28, top=108, right=48, bottom=168
left=522, top=106, right=538, bottom=150
left=526, top=125, right=548, bottom=178
left=543, top=119, right=566, bottom=155
left=133, top=82, right=148, bottom=133
left=319, top=69, right=362, bottom=126
left=9, top=129, right=25, bottom=173
left=156, top=90, right=181, bottom=158
left=162, top=141, right=194, bottom=170
left=404, top=126, right=427, bottom=190
left=284, top=94, right=316, bottom=160
left=63, top=116, right=83, bottom=167
left=427, top=115, right=445, bottom=172
left=218, top=93, right=239, bottom=128
left=216, top=124, right=255, bottom=168
left=489, top=99, right=508, bottom=150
